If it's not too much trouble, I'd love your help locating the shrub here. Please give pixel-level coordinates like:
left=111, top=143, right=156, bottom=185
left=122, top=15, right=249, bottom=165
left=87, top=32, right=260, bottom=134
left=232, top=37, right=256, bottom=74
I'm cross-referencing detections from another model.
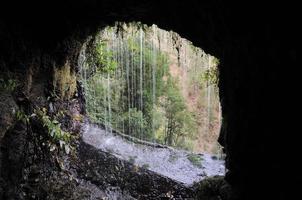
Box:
left=35, top=108, right=71, bottom=154
left=0, top=78, right=17, bottom=92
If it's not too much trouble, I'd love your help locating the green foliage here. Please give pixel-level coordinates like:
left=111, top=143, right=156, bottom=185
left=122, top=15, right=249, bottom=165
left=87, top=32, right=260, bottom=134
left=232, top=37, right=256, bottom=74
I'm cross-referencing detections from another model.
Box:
left=157, top=75, right=197, bottom=148
left=14, top=107, right=71, bottom=154
left=96, top=42, right=117, bottom=73
left=121, top=108, right=146, bottom=139
left=200, top=58, right=219, bottom=87
left=187, top=154, right=203, bottom=168
left=35, top=108, right=71, bottom=154
left=84, top=36, right=169, bottom=136
left=0, top=78, right=17, bottom=92
left=15, top=110, right=30, bottom=124
left=95, top=41, right=117, bottom=73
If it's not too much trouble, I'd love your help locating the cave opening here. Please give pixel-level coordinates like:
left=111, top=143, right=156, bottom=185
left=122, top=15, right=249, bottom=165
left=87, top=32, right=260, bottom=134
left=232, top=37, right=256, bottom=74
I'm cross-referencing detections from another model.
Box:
left=79, top=22, right=225, bottom=185
left=80, top=22, right=222, bottom=154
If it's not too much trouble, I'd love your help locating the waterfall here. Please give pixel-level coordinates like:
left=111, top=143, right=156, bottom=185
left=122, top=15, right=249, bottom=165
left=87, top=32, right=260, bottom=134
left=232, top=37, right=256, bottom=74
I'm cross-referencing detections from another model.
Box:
left=80, top=22, right=221, bottom=153
left=102, top=76, right=107, bottom=134
left=131, top=35, right=135, bottom=109
left=120, top=38, right=125, bottom=134
left=78, top=41, right=87, bottom=92
left=152, top=25, right=157, bottom=106
left=107, top=44, right=112, bottom=134
left=126, top=46, right=131, bottom=133
left=139, top=28, right=143, bottom=139
left=152, top=25, right=157, bottom=139
left=207, top=56, right=212, bottom=136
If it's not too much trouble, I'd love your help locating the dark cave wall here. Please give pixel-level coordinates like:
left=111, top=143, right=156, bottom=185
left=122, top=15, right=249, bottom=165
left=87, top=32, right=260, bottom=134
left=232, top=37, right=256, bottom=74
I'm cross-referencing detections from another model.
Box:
left=0, top=1, right=299, bottom=199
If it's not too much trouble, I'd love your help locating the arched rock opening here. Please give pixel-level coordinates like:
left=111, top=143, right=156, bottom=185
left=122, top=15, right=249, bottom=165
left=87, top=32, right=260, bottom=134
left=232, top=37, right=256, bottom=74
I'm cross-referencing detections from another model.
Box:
left=0, top=1, right=299, bottom=199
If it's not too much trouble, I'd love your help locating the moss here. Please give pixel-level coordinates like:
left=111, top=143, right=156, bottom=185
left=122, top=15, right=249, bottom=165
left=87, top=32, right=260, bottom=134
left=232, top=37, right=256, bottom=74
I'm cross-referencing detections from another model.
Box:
left=53, top=61, right=77, bottom=100
left=194, top=176, right=230, bottom=200
left=72, top=113, right=84, bottom=122
left=199, top=56, right=220, bottom=88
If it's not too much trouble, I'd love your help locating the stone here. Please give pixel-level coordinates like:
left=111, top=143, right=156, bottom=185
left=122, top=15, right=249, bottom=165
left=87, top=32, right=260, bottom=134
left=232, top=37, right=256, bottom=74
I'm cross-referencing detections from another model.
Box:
left=0, top=93, right=18, bottom=140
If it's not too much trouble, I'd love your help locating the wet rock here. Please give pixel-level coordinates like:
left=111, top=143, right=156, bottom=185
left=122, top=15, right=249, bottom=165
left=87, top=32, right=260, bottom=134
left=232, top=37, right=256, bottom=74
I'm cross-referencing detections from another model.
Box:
left=0, top=93, right=18, bottom=140
left=78, top=141, right=195, bottom=199
left=0, top=121, right=28, bottom=199
left=193, top=176, right=239, bottom=200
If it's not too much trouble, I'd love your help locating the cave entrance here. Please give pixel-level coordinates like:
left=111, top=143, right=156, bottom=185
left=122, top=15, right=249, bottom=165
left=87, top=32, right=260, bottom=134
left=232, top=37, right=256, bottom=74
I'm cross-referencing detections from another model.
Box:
left=80, top=22, right=222, bottom=154
left=79, top=22, right=225, bottom=185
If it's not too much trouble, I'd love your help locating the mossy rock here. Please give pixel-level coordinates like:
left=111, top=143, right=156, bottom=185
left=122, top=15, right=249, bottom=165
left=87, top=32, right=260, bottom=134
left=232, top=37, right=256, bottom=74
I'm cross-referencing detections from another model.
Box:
left=53, top=61, right=77, bottom=100
left=194, top=176, right=232, bottom=200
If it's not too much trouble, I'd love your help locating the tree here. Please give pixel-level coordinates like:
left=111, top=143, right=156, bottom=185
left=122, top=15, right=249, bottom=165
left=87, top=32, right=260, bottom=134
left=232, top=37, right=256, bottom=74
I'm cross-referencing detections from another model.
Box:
left=161, top=76, right=197, bottom=147
left=121, top=108, right=146, bottom=139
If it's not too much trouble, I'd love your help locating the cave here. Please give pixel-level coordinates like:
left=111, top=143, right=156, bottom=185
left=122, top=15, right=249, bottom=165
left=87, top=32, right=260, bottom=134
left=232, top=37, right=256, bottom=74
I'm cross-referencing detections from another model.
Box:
left=0, top=1, right=299, bottom=199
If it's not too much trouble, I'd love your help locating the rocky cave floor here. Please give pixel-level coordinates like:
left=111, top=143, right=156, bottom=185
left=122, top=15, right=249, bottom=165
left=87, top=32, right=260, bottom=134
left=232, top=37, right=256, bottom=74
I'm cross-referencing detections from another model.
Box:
left=82, top=123, right=225, bottom=186
left=75, top=121, right=227, bottom=199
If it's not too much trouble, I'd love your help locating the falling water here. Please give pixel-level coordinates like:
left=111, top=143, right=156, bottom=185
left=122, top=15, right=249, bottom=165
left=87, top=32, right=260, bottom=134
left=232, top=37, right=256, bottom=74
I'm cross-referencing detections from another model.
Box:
left=207, top=56, right=212, bottom=136
left=107, top=73, right=112, bottom=134
left=126, top=41, right=131, bottom=133
left=103, top=75, right=108, bottom=134
left=152, top=26, right=157, bottom=106
left=151, top=25, right=157, bottom=139
left=139, top=28, right=143, bottom=139
left=80, top=22, right=221, bottom=153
